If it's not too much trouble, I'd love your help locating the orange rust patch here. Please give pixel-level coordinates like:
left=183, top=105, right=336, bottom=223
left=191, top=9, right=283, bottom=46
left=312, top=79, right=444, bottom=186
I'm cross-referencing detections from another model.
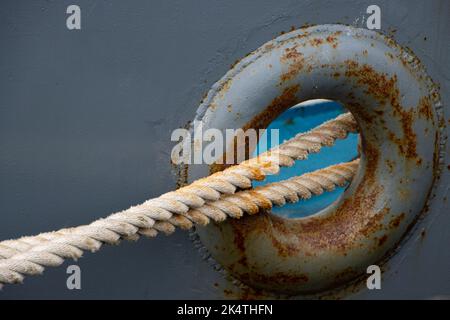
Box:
left=432, top=131, right=440, bottom=181
left=359, top=207, right=388, bottom=238
left=346, top=101, right=374, bottom=125
left=282, top=46, right=302, bottom=61
left=219, top=78, right=232, bottom=97
left=389, top=212, right=406, bottom=229
left=227, top=139, right=383, bottom=260
left=309, top=37, right=323, bottom=46
left=222, top=271, right=306, bottom=299
left=363, top=139, right=380, bottom=184
left=344, top=60, right=397, bottom=106
left=243, top=85, right=300, bottom=131
left=175, top=164, right=189, bottom=188
left=385, top=52, right=394, bottom=60
left=247, top=190, right=273, bottom=210
left=378, top=235, right=388, bottom=246
left=398, top=110, right=420, bottom=163
left=230, top=217, right=251, bottom=268
left=280, top=46, right=305, bottom=82
left=283, top=141, right=379, bottom=253
left=230, top=59, right=240, bottom=69
left=326, top=35, right=339, bottom=48
left=209, top=85, right=299, bottom=174
left=344, top=60, right=421, bottom=165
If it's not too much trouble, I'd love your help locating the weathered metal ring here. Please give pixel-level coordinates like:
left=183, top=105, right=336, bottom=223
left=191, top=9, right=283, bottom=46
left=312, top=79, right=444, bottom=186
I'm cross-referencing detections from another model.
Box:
left=188, top=24, right=442, bottom=294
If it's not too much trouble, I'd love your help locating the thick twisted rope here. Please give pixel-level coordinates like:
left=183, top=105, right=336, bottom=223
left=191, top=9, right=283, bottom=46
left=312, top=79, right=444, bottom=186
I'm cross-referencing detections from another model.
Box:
left=0, top=113, right=358, bottom=285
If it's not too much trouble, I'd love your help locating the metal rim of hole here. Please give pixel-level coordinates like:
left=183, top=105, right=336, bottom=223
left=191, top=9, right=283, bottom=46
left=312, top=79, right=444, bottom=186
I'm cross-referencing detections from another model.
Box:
left=186, top=24, right=443, bottom=295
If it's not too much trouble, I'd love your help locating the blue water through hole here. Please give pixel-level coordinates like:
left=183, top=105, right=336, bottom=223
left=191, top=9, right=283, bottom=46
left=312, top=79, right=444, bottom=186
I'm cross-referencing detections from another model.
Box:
left=251, top=100, right=359, bottom=219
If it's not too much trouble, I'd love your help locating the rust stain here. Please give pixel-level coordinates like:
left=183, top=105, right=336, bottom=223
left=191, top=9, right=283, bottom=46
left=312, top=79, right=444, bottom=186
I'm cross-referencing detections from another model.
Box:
left=420, top=229, right=426, bottom=239
left=280, top=46, right=305, bottom=82
left=309, top=37, right=324, bottom=46
left=284, top=118, right=295, bottom=125
left=172, top=121, right=193, bottom=188
left=243, top=84, right=300, bottom=131
left=385, top=52, right=394, bottom=60
left=264, top=43, right=275, bottom=51
left=307, top=31, right=341, bottom=48
left=389, top=212, right=405, bottom=229
left=398, top=110, right=420, bottom=164
left=359, top=207, right=388, bottom=238
left=378, top=235, right=388, bottom=246
left=230, top=59, right=240, bottom=69
left=250, top=272, right=309, bottom=285
left=433, top=130, right=440, bottom=181
left=222, top=78, right=232, bottom=92
left=229, top=139, right=381, bottom=262
left=209, top=85, right=300, bottom=174
left=418, top=96, right=433, bottom=122
left=346, top=100, right=374, bottom=125
left=326, top=34, right=339, bottom=48
left=331, top=267, right=359, bottom=287
left=388, top=27, right=397, bottom=36
left=183, top=27, right=443, bottom=296
left=222, top=284, right=267, bottom=300
left=385, top=159, right=395, bottom=174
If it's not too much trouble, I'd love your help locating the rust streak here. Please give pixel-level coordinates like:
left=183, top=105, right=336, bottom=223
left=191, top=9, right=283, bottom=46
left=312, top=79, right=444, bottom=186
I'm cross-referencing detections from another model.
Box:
left=280, top=46, right=305, bottom=82
left=344, top=60, right=421, bottom=165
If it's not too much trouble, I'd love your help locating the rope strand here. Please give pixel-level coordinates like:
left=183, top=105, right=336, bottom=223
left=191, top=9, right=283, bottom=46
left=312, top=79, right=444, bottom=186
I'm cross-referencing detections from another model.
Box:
left=0, top=113, right=358, bottom=285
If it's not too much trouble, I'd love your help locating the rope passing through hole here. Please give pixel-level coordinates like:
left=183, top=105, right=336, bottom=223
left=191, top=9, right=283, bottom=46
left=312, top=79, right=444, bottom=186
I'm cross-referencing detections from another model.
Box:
left=0, top=113, right=359, bottom=286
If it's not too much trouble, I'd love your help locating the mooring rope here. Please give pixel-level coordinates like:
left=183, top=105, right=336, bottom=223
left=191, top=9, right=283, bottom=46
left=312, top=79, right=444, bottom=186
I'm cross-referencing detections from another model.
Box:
left=0, top=113, right=358, bottom=286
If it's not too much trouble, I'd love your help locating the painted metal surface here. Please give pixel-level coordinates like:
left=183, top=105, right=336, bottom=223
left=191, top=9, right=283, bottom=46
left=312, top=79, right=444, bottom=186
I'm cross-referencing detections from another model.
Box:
left=191, top=24, right=443, bottom=294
